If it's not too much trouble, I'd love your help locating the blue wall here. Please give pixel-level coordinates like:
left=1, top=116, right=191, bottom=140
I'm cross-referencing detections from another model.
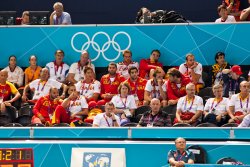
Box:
left=0, top=23, right=250, bottom=68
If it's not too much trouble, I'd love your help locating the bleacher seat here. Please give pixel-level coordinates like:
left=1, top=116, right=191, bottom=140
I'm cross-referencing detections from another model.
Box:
left=27, top=123, right=45, bottom=127
left=122, top=123, right=138, bottom=127
left=4, top=123, right=23, bottom=127
left=187, top=145, right=207, bottom=164
left=172, top=123, right=191, bottom=127
left=196, top=123, right=217, bottom=127
left=221, top=123, right=238, bottom=127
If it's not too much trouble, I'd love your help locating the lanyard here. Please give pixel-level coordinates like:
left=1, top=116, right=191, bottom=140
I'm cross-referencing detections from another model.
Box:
left=120, top=95, right=127, bottom=108
left=148, top=114, right=159, bottom=124
left=37, top=80, right=47, bottom=91
left=177, top=151, right=186, bottom=161
left=184, top=96, right=195, bottom=111
left=54, top=62, right=64, bottom=76
left=210, top=98, right=223, bottom=111
left=78, top=61, right=85, bottom=75
left=229, top=79, right=237, bottom=91
left=81, top=80, right=93, bottom=95
left=103, top=114, right=113, bottom=127
left=240, top=95, right=249, bottom=110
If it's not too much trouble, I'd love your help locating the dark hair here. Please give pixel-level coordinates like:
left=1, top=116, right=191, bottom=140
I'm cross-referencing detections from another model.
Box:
left=151, top=49, right=161, bottom=57
left=84, top=66, right=94, bottom=74
left=153, top=69, right=161, bottom=78
left=118, top=82, right=131, bottom=94
left=9, top=55, right=16, bottom=61
left=105, top=101, right=115, bottom=107
left=128, top=66, right=138, bottom=74
left=108, top=62, right=117, bottom=68
left=217, top=4, right=227, bottom=13
left=215, top=51, right=225, bottom=63
left=135, top=7, right=147, bottom=23
left=167, top=68, right=181, bottom=78
left=55, top=49, right=64, bottom=56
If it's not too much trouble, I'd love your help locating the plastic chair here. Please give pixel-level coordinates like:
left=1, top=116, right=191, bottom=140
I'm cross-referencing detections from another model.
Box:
left=27, top=123, right=45, bottom=127
left=162, top=105, right=177, bottom=124
left=5, top=106, right=18, bottom=122
left=217, top=157, right=239, bottom=164
left=187, top=145, right=207, bottom=164
left=134, top=106, right=151, bottom=116
left=19, top=105, right=34, bottom=117
left=0, top=115, right=12, bottom=126
left=221, top=123, right=238, bottom=127
left=122, top=123, right=138, bottom=127
left=196, top=123, right=217, bottom=127
left=4, top=123, right=23, bottom=127
left=198, top=87, right=214, bottom=98
left=172, top=123, right=191, bottom=127
left=53, top=123, right=70, bottom=127
left=16, top=115, right=32, bottom=126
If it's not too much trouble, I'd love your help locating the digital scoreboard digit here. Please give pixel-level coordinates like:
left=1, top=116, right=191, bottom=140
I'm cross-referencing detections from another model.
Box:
left=0, top=148, right=34, bottom=167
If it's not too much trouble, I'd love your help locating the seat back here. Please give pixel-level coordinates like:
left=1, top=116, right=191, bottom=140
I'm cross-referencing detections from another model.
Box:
left=27, top=123, right=45, bottom=127
left=172, top=123, right=191, bottom=127
left=53, top=123, right=70, bottom=127
left=19, top=105, right=34, bottom=117
left=122, top=123, right=138, bottom=127
left=0, top=115, right=12, bottom=126
left=16, top=115, right=32, bottom=126
left=221, top=123, right=238, bottom=127
left=216, top=157, right=239, bottom=165
left=4, top=123, right=23, bottom=127
left=196, top=123, right=217, bottom=127
left=187, top=145, right=207, bottom=164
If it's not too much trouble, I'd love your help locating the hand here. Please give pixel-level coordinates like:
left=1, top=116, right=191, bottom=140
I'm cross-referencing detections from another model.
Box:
left=111, top=113, right=116, bottom=120
left=50, top=11, right=57, bottom=18
left=3, top=102, right=11, bottom=106
left=38, top=115, right=45, bottom=123
left=60, top=94, right=66, bottom=100
left=22, top=95, right=28, bottom=102
left=168, top=100, right=177, bottom=105
left=190, top=62, right=198, bottom=69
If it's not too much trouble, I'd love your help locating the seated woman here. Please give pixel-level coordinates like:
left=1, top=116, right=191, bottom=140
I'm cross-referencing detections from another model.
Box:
left=53, top=84, right=89, bottom=125
left=175, top=83, right=203, bottom=126
left=203, top=84, right=229, bottom=126
left=24, top=55, right=42, bottom=85
left=3, top=55, right=24, bottom=88
left=111, top=82, right=137, bottom=125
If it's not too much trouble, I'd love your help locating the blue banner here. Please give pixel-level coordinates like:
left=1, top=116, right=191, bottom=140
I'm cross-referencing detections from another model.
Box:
left=0, top=23, right=250, bottom=68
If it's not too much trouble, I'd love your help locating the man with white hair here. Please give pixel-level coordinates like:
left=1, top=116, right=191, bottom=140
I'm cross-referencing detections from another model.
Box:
left=50, top=2, right=72, bottom=25
left=175, top=83, right=203, bottom=126
left=67, top=50, right=95, bottom=84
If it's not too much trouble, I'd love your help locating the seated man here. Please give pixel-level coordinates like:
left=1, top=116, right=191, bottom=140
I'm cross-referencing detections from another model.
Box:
left=67, top=50, right=95, bottom=84
left=32, top=87, right=62, bottom=125
left=99, top=62, right=125, bottom=105
left=210, top=51, right=230, bottom=86
left=139, top=49, right=164, bottom=79
left=166, top=68, right=191, bottom=106
left=92, top=102, right=120, bottom=127
left=137, top=98, right=172, bottom=127
left=228, top=81, right=250, bottom=124
left=117, top=50, right=139, bottom=79
left=50, top=2, right=72, bottom=25
left=222, top=65, right=245, bottom=98
left=75, top=67, right=100, bottom=105
left=240, top=0, right=250, bottom=21
left=45, top=49, right=69, bottom=83
left=175, top=83, right=203, bottom=126
left=22, top=68, right=67, bottom=103
left=125, top=66, right=147, bottom=106
left=215, top=5, right=236, bottom=22
left=53, top=84, right=88, bottom=125
left=0, top=70, right=21, bottom=112
left=144, top=70, right=167, bottom=106
left=203, top=84, right=229, bottom=126
left=168, top=137, right=195, bottom=167
left=179, top=53, right=204, bottom=92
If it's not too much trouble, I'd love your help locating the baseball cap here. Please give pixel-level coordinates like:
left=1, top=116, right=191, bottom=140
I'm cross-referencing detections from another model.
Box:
left=231, top=65, right=243, bottom=75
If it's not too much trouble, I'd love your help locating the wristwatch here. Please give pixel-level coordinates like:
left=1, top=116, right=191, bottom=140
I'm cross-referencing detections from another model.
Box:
left=113, top=119, right=116, bottom=122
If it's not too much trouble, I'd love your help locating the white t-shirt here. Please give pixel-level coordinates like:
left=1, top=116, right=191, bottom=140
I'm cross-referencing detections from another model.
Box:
left=75, top=80, right=101, bottom=98
left=145, top=79, right=167, bottom=99
left=204, top=97, right=229, bottom=115
left=111, top=94, right=137, bottom=109
left=179, top=63, right=204, bottom=84
left=46, top=62, right=69, bottom=83
left=229, top=94, right=250, bottom=114
left=117, top=61, right=139, bottom=79
left=215, top=15, right=236, bottom=23
left=29, top=79, right=62, bottom=100
left=93, top=113, right=120, bottom=127
left=68, top=95, right=88, bottom=119
left=4, top=66, right=24, bottom=87
left=68, top=62, right=95, bottom=82
left=177, top=95, right=204, bottom=114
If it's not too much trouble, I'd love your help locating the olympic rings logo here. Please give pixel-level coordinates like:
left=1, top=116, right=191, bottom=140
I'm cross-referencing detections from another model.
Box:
left=71, top=31, right=131, bottom=61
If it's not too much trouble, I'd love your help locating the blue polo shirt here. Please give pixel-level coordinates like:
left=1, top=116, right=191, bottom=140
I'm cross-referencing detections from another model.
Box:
left=168, top=149, right=195, bottom=163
